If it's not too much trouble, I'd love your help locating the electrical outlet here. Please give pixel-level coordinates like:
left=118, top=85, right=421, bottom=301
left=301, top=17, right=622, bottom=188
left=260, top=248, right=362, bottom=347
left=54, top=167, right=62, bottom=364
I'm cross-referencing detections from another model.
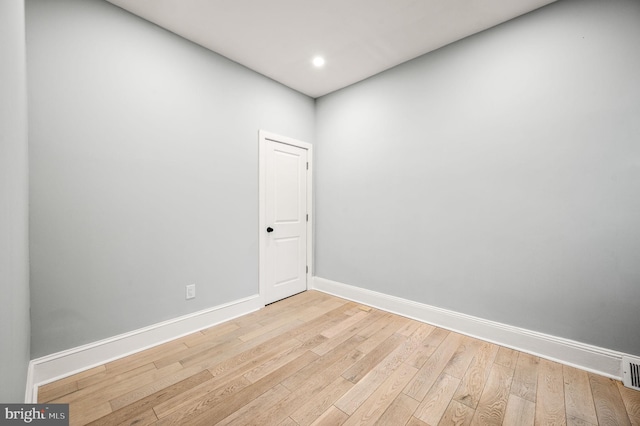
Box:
left=185, top=284, right=196, bottom=300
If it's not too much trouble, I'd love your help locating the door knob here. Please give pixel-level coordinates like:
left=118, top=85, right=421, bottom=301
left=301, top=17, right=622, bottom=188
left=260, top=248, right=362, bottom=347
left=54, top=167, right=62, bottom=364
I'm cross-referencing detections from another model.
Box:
left=266, top=227, right=274, bottom=233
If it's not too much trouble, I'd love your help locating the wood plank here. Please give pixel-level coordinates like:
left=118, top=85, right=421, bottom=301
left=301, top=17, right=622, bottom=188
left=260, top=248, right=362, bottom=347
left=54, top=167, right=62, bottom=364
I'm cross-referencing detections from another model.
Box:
left=321, top=311, right=371, bottom=339
left=195, top=318, right=243, bottom=336
left=344, top=306, right=365, bottom=316
left=180, top=321, right=240, bottom=347
left=373, top=393, right=419, bottom=426
left=152, top=327, right=252, bottom=370
left=77, top=362, right=158, bottom=392
left=405, top=327, right=449, bottom=369
left=290, top=377, right=354, bottom=426
left=116, top=409, right=157, bottom=426
left=91, top=408, right=158, bottom=426
left=589, top=373, right=632, bottom=426
left=202, top=315, right=332, bottom=386
left=87, top=370, right=212, bottom=425
left=109, top=365, right=209, bottom=411
left=198, top=319, right=246, bottom=336
left=259, top=292, right=332, bottom=326
left=104, top=340, right=188, bottom=377
left=156, top=350, right=317, bottom=426
left=439, top=400, right=475, bottom=426
left=56, top=362, right=182, bottom=406
left=279, top=417, right=300, bottom=426
left=334, top=363, right=394, bottom=417
left=239, top=356, right=362, bottom=425
left=342, top=333, right=405, bottom=383
left=180, top=326, right=301, bottom=370
left=334, top=356, right=401, bottom=415
left=291, top=303, right=361, bottom=343
left=396, top=319, right=425, bottom=337
left=69, top=401, right=111, bottom=426
left=469, top=363, right=514, bottom=426
left=38, top=365, right=106, bottom=403
left=214, top=339, right=315, bottom=388
left=243, top=338, right=325, bottom=384
left=567, top=416, right=598, bottom=426
left=405, top=416, right=429, bottom=426
left=312, top=310, right=386, bottom=356
left=441, top=336, right=482, bottom=379
left=511, top=352, right=539, bottom=403
left=63, top=365, right=185, bottom=423
left=333, top=323, right=433, bottom=416
left=413, top=373, right=461, bottom=425
left=563, top=365, right=598, bottom=425
left=177, top=331, right=207, bottom=348
left=617, top=381, right=640, bottom=422
left=452, top=341, right=499, bottom=409
left=215, top=384, right=291, bottom=426
left=349, top=312, right=395, bottom=340
left=256, top=292, right=327, bottom=324
left=153, top=375, right=251, bottom=419
left=494, top=346, right=519, bottom=369
left=206, top=309, right=260, bottom=329
left=38, top=380, right=78, bottom=404
left=293, top=298, right=354, bottom=326
left=403, top=332, right=465, bottom=401
left=502, top=394, right=535, bottom=426
left=281, top=334, right=366, bottom=392
left=342, top=362, right=418, bottom=426
left=310, top=406, right=348, bottom=426
left=355, top=313, right=409, bottom=351
left=238, top=314, right=305, bottom=342
left=535, top=359, right=567, bottom=426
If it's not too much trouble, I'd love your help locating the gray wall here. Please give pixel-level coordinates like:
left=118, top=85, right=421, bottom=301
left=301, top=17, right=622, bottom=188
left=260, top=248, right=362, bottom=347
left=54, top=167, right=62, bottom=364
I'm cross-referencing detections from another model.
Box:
left=316, top=0, right=640, bottom=355
left=26, top=0, right=315, bottom=357
left=0, top=0, right=31, bottom=402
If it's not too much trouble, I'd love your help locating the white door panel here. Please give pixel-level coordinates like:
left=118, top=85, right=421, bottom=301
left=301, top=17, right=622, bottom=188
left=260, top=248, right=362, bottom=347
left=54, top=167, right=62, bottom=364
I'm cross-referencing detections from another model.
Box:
left=263, top=137, right=308, bottom=304
left=274, top=237, right=300, bottom=285
left=274, top=150, right=302, bottom=223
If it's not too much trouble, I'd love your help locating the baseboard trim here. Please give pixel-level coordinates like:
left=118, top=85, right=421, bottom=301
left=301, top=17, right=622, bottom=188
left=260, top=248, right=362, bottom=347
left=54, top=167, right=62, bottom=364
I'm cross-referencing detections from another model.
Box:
left=311, top=277, right=626, bottom=380
left=25, top=294, right=262, bottom=403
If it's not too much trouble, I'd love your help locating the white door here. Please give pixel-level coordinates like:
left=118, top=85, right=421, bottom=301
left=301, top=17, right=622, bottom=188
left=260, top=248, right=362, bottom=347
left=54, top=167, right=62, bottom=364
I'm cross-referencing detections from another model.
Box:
left=261, top=135, right=310, bottom=304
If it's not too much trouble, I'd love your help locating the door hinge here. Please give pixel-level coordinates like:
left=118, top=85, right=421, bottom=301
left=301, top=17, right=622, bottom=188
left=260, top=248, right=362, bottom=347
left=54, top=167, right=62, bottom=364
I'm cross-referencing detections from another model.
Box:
left=306, top=214, right=309, bottom=222
left=306, top=162, right=309, bottom=170
left=306, top=265, right=309, bottom=274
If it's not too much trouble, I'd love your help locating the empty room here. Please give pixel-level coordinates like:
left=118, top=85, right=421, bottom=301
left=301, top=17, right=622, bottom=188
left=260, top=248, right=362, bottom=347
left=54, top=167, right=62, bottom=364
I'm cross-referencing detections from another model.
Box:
left=1, top=0, right=639, bottom=424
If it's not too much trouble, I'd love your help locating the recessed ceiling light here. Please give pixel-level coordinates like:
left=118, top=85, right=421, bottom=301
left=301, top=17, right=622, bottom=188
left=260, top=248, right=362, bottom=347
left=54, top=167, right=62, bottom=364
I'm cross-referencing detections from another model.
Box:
left=312, top=56, right=325, bottom=67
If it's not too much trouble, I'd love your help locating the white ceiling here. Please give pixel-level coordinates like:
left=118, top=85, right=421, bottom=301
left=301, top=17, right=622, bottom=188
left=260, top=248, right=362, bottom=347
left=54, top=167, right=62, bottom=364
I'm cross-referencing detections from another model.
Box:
left=105, top=0, right=557, bottom=98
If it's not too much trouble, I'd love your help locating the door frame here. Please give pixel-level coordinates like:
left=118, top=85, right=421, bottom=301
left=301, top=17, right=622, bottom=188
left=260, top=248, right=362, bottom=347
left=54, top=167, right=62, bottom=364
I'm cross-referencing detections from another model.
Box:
left=258, top=130, right=313, bottom=306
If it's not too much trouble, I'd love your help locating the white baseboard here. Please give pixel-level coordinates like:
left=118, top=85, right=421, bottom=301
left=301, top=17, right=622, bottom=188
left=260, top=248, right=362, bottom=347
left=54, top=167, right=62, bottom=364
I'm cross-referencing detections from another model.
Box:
left=311, top=277, right=626, bottom=380
left=25, top=294, right=262, bottom=403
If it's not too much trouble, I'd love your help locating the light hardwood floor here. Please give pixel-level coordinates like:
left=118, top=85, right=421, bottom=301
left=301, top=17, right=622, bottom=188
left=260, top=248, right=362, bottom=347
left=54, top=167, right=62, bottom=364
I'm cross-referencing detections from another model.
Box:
left=38, top=291, right=640, bottom=425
